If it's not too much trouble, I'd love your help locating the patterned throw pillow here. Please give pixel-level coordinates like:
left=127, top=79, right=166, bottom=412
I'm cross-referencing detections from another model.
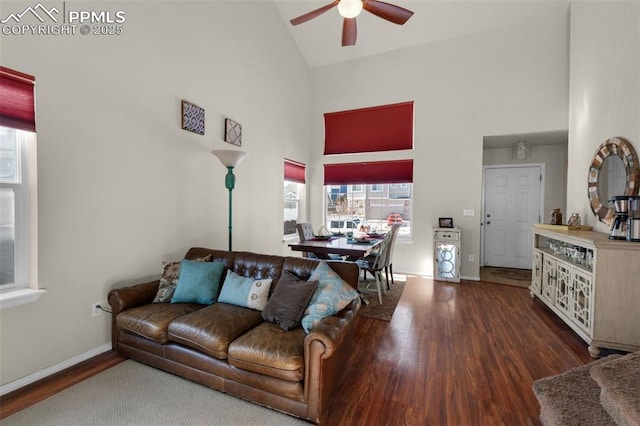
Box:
left=152, top=254, right=212, bottom=303
left=218, top=271, right=272, bottom=311
left=301, top=261, right=359, bottom=333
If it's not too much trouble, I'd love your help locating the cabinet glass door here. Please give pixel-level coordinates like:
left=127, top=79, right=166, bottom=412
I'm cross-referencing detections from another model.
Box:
left=571, top=269, right=593, bottom=335
left=555, top=260, right=571, bottom=316
left=436, top=243, right=457, bottom=280
left=541, top=257, right=556, bottom=304
left=532, top=250, right=543, bottom=294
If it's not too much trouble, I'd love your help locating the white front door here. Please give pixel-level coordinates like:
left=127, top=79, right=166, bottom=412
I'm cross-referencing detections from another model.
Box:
left=483, top=166, right=542, bottom=269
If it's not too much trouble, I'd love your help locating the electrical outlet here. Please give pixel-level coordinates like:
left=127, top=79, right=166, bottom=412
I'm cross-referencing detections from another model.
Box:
left=92, top=302, right=102, bottom=317
left=469, top=254, right=475, bottom=262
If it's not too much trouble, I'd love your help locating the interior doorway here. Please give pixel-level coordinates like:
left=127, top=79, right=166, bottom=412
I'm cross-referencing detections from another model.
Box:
left=482, top=165, right=544, bottom=269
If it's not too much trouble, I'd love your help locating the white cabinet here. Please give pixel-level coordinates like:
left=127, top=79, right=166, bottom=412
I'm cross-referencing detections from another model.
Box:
left=433, top=228, right=461, bottom=283
left=531, top=227, right=640, bottom=357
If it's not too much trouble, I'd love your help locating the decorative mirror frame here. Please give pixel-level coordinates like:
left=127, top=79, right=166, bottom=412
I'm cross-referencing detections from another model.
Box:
left=588, top=137, right=640, bottom=224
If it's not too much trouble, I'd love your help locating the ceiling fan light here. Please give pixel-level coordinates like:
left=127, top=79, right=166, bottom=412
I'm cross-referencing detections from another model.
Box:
left=338, top=0, right=363, bottom=18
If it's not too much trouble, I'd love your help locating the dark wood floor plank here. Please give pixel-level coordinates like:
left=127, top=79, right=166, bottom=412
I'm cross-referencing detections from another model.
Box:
left=1, top=276, right=594, bottom=425
left=322, top=276, right=592, bottom=425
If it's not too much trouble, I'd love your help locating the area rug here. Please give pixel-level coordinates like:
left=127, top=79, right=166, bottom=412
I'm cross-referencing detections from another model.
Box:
left=480, top=266, right=531, bottom=288
left=533, top=355, right=622, bottom=426
left=2, top=360, right=307, bottom=426
left=358, top=276, right=406, bottom=321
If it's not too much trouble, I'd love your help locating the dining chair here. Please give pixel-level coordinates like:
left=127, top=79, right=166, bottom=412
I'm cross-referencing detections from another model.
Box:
left=295, top=223, right=341, bottom=260
left=361, top=224, right=401, bottom=289
left=296, top=223, right=317, bottom=258
left=356, top=230, right=394, bottom=304
left=384, top=224, right=402, bottom=287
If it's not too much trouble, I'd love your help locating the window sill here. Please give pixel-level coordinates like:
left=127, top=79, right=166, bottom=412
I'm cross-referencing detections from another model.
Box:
left=0, top=288, right=46, bottom=310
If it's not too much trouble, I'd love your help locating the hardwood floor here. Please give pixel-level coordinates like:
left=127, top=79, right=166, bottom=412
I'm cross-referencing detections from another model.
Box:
left=1, top=277, right=594, bottom=425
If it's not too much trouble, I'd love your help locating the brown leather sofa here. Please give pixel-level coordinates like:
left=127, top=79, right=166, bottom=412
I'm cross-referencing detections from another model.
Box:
left=108, top=247, right=361, bottom=424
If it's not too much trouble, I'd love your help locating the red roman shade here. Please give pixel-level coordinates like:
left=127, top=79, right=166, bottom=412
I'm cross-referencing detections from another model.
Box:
left=324, top=160, right=413, bottom=185
left=324, top=101, right=413, bottom=155
left=284, top=159, right=306, bottom=184
left=0, top=66, right=36, bottom=132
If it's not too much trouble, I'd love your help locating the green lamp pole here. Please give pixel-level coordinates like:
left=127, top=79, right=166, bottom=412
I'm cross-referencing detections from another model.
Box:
left=211, top=150, right=248, bottom=251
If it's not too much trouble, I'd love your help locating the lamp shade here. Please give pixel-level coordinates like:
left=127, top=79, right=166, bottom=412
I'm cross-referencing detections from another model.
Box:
left=211, top=149, right=248, bottom=168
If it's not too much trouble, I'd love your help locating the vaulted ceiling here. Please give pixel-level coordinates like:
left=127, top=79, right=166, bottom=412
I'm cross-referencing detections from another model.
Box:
left=273, top=0, right=570, bottom=68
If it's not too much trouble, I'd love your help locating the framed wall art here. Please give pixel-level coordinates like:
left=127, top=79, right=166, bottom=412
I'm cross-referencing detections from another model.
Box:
left=438, top=217, right=454, bottom=228
left=224, top=118, right=242, bottom=146
left=181, top=100, right=205, bottom=135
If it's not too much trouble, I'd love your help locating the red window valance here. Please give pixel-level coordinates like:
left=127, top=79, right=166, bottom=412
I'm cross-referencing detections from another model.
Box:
left=284, top=159, right=306, bottom=184
left=324, top=101, right=413, bottom=155
left=0, top=66, right=36, bottom=132
left=324, top=159, right=413, bottom=185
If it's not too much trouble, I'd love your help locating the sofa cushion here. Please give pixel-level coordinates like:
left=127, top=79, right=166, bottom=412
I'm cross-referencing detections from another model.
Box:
left=153, top=254, right=212, bottom=303
left=301, top=261, right=360, bottom=333
left=167, top=303, right=264, bottom=359
left=228, top=322, right=306, bottom=382
left=218, top=271, right=272, bottom=311
left=262, top=272, right=317, bottom=331
left=171, top=259, right=225, bottom=305
left=116, top=303, right=203, bottom=344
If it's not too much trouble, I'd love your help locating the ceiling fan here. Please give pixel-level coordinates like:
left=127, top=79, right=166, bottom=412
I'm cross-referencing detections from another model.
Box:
left=289, top=0, right=414, bottom=47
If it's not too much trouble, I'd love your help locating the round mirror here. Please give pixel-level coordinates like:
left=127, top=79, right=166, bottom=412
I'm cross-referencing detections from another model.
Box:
left=597, top=155, right=627, bottom=208
left=588, top=137, right=640, bottom=225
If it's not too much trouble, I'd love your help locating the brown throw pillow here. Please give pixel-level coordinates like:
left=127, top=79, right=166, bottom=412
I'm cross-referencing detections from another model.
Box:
left=153, top=254, right=212, bottom=303
left=262, top=272, right=318, bottom=331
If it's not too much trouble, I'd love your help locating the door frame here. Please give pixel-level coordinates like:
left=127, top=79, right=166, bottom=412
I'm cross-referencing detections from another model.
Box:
left=480, top=163, right=545, bottom=267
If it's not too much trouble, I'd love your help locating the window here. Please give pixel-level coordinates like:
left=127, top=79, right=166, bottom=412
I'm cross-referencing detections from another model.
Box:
left=0, top=66, right=40, bottom=308
left=0, top=127, right=35, bottom=290
left=325, top=183, right=412, bottom=237
left=284, top=160, right=306, bottom=237
left=323, top=160, right=413, bottom=238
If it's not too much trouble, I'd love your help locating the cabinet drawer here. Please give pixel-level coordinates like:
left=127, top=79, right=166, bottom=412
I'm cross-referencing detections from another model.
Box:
left=434, top=231, right=459, bottom=241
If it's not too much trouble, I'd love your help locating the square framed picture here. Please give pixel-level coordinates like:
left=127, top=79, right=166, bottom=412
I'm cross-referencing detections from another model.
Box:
left=181, top=100, right=205, bottom=135
left=439, top=217, right=454, bottom=228
left=224, top=118, right=242, bottom=146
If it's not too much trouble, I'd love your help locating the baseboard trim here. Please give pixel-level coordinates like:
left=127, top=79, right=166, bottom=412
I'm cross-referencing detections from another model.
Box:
left=0, top=343, right=112, bottom=396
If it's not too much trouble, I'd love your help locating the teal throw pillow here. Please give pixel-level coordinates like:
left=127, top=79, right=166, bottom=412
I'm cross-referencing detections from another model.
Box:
left=301, top=261, right=359, bottom=333
left=218, top=270, right=272, bottom=311
left=153, top=254, right=212, bottom=303
left=171, top=259, right=225, bottom=305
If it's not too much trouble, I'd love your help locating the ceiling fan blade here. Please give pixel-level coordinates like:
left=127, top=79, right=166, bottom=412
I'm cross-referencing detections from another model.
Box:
left=363, top=0, right=414, bottom=25
left=290, top=1, right=339, bottom=26
left=342, top=17, right=357, bottom=46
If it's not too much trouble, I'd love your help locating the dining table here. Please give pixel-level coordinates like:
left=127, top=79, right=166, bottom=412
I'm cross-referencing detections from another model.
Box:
left=288, top=235, right=384, bottom=261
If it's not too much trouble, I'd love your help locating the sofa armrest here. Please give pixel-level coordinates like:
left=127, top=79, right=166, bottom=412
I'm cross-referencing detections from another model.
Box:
left=108, top=280, right=159, bottom=314
left=108, top=280, right=159, bottom=351
left=303, top=297, right=361, bottom=423
left=305, top=297, right=361, bottom=359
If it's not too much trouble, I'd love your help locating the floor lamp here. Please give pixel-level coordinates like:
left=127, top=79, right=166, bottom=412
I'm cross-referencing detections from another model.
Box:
left=211, top=149, right=248, bottom=251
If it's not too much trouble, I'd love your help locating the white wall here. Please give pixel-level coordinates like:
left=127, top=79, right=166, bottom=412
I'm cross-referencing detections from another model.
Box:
left=567, top=1, right=640, bottom=233
left=0, top=1, right=310, bottom=386
left=483, top=144, right=568, bottom=220
left=308, top=9, right=570, bottom=278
